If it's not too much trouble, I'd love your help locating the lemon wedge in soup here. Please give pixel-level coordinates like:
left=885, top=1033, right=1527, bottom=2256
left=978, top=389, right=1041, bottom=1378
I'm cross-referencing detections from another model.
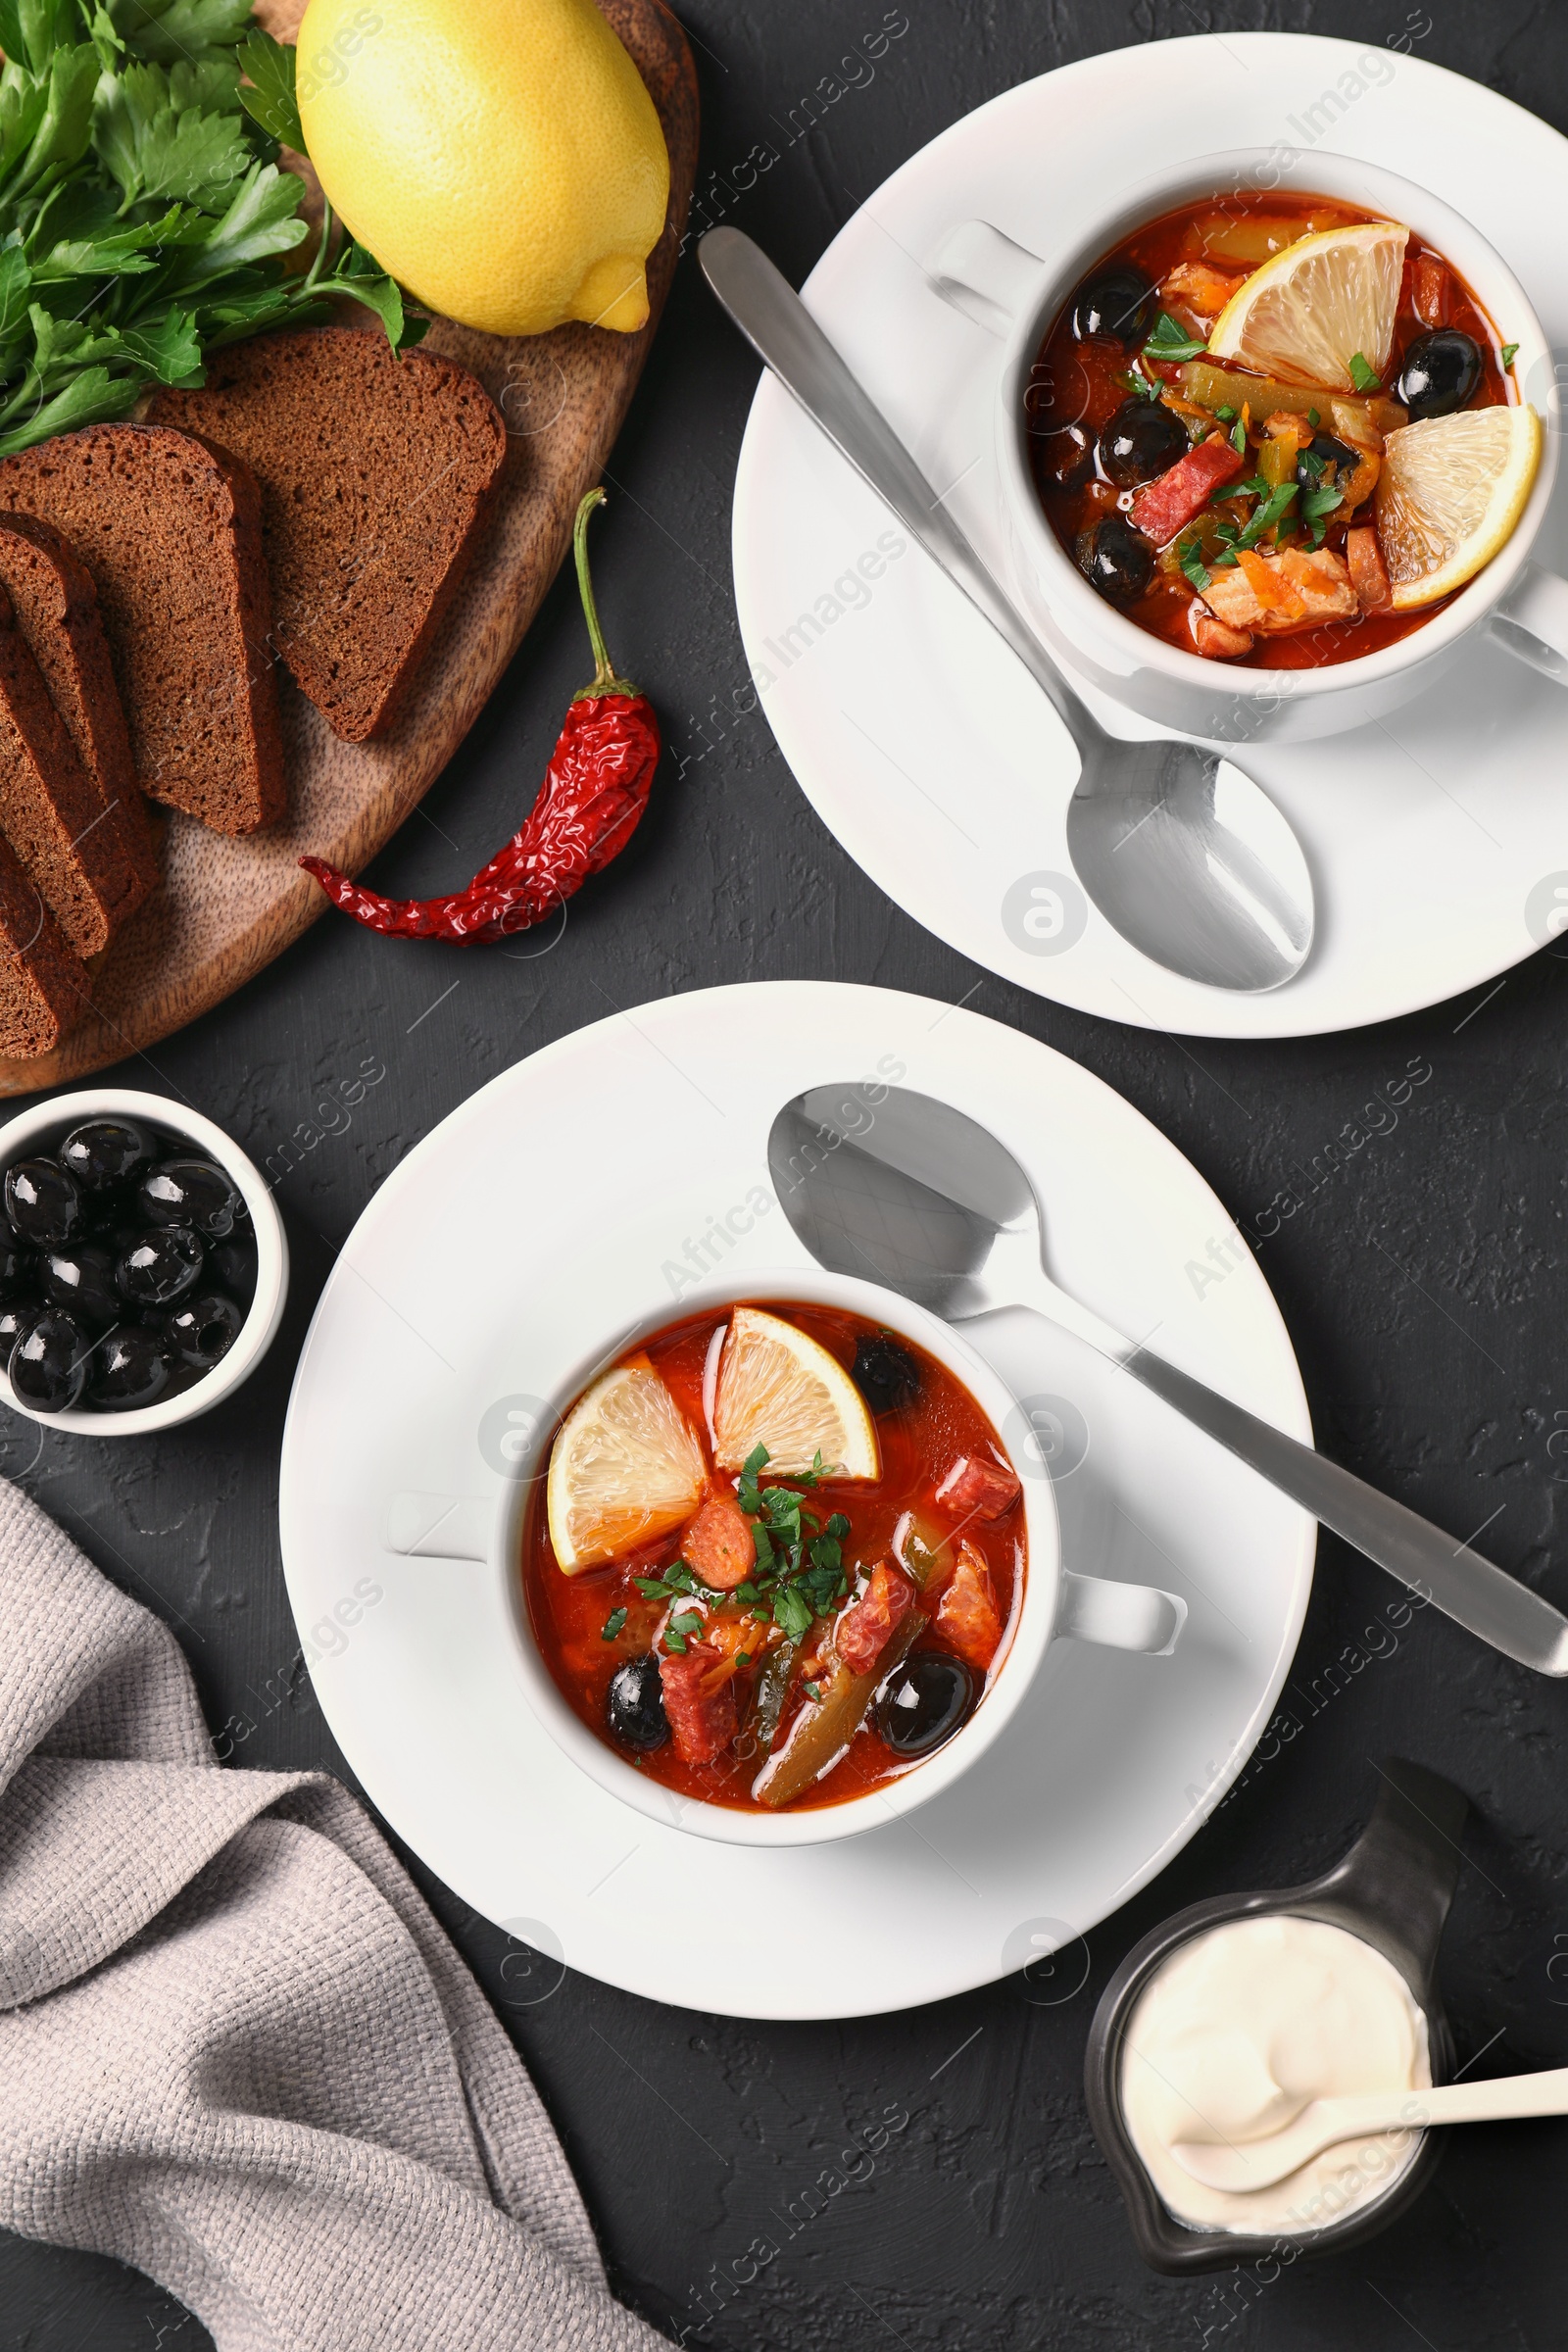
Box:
left=296, top=0, right=670, bottom=336
left=711, top=1308, right=880, bottom=1481
left=547, top=1358, right=705, bottom=1572
left=1206, top=222, right=1408, bottom=392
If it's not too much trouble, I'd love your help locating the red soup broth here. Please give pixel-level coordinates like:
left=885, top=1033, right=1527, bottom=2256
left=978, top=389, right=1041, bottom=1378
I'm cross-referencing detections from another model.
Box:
left=522, top=1301, right=1028, bottom=1813
left=1027, top=188, right=1518, bottom=669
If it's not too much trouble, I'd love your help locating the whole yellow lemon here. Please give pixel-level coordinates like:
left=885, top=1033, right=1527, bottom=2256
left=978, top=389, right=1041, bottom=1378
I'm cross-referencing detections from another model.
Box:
left=295, top=0, right=670, bottom=336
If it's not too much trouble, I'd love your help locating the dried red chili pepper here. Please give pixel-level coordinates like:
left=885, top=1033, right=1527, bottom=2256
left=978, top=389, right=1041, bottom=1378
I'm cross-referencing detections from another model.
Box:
left=300, top=488, right=659, bottom=942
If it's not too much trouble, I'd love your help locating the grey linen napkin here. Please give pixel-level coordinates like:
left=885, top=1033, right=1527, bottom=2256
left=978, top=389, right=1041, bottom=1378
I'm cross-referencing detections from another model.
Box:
left=0, top=1478, right=668, bottom=2352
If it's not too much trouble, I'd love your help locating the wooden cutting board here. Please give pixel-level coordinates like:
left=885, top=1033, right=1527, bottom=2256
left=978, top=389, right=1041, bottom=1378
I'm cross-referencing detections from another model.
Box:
left=0, top=0, right=699, bottom=1097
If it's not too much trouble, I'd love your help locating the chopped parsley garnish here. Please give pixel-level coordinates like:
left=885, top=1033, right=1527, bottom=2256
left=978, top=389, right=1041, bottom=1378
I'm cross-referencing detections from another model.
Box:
left=1307, top=407, right=1321, bottom=428
left=1500, top=341, right=1519, bottom=368
left=1212, top=481, right=1298, bottom=564
left=733, top=1443, right=853, bottom=1638
left=662, top=1609, right=704, bottom=1654
left=1214, top=404, right=1237, bottom=422
left=1144, top=311, right=1207, bottom=364
left=1229, top=416, right=1248, bottom=455
left=1300, top=482, right=1344, bottom=548
left=601, top=1606, right=628, bottom=1642
left=1297, top=447, right=1326, bottom=483
left=1348, top=352, right=1382, bottom=393
left=1114, top=362, right=1162, bottom=403
left=1177, top=534, right=1211, bottom=591
left=634, top=1559, right=708, bottom=1601
left=803, top=1681, right=823, bottom=1701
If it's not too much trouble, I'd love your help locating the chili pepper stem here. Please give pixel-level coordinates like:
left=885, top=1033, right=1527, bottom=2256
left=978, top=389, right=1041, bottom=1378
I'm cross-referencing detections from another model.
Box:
left=571, top=488, right=639, bottom=702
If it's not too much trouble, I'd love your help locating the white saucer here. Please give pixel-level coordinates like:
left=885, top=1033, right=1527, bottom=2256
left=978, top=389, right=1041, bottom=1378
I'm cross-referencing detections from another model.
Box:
left=278, top=983, right=1314, bottom=2018
left=731, top=33, right=1568, bottom=1040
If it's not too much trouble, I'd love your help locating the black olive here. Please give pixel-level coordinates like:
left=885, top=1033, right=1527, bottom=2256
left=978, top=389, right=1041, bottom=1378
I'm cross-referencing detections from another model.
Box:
left=0, top=1236, right=32, bottom=1297
left=874, top=1650, right=976, bottom=1757
left=1070, top=267, right=1154, bottom=346
left=1079, top=515, right=1154, bottom=606
left=1396, top=328, right=1483, bottom=419
left=59, top=1119, right=155, bottom=1194
left=208, top=1233, right=259, bottom=1299
left=137, top=1157, right=240, bottom=1239
left=40, top=1243, right=121, bottom=1330
left=606, top=1652, right=669, bottom=1750
left=163, top=1290, right=245, bottom=1371
left=852, top=1335, right=921, bottom=1416
left=1097, top=397, right=1190, bottom=488
left=1296, top=432, right=1360, bottom=492
left=5, top=1156, right=81, bottom=1247
left=1036, top=420, right=1095, bottom=493
left=116, top=1226, right=205, bottom=1306
left=10, top=1308, right=89, bottom=1412
left=89, top=1325, right=172, bottom=1411
left=0, top=1297, right=37, bottom=1354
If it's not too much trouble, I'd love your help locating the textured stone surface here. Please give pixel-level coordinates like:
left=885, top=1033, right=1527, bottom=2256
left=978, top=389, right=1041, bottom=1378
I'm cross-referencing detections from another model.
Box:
left=7, top=3, right=1568, bottom=2346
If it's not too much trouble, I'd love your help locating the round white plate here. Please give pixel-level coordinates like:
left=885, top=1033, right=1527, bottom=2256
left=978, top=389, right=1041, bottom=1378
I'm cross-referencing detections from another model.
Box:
left=731, top=34, right=1568, bottom=1039
left=279, top=983, right=1315, bottom=2018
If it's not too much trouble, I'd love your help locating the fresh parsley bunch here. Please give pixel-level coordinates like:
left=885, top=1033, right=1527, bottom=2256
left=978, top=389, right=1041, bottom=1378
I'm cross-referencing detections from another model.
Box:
left=0, top=0, right=419, bottom=458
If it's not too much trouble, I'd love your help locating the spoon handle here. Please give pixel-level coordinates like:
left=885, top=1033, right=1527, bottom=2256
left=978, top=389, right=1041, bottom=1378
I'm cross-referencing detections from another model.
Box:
left=698, top=225, right=1098, bottom=748
left=1174, top=2065, right=1568, bottom=2190
left=1117, top=1343, right=1568, bottom=1676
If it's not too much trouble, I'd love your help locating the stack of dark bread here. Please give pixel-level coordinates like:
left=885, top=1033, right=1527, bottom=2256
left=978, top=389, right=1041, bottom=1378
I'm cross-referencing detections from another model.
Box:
left=0, top=325, right=507, bottom=1057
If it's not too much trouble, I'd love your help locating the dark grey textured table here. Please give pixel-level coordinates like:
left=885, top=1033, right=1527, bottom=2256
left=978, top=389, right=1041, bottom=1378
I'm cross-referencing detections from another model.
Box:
left=8, top=5, right=1568, bottom=2346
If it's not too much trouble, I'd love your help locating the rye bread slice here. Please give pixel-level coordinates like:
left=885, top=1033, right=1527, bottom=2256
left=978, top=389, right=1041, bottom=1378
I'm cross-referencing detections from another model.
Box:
left=149, top=325, right=507, bottom=742
left=0, top=514, right=159, bottom=890
left=0, top=833, right=83, bottom=1057
left=0, top=578, right=150, bottom=957
left=0, top=426, right=286, bottom=835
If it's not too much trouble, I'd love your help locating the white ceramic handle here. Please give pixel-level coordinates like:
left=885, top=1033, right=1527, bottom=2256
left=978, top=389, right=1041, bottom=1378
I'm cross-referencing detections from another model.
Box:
left=1056, top=1570, right=1187, bottom=1657
left=1488, top=560, right=1568, bottom=684
left=928, top=220, right=1048, bottom=337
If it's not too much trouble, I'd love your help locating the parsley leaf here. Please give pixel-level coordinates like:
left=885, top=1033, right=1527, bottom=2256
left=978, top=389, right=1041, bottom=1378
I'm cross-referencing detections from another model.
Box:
left=1114, top=361, right=1160, bottom=403
left=1229, top=415, right=1247, bottom=455
left=601, top=1606, right=627, bottom=1642
left=1143, top=310, right=1206, bottom=364
left=774, top=1585, right=813, bottom=1641
left=1214, top=403, right=1237, bottom=422
left=1348, top=352, right=1382, bottom=393
left=1500, top=341, right=1519, bottom=368
left=1299, top=481, right=1343, bottom=549
left=1307, top=406, right=1320, bottom=427
left=235, top=25, right=301, bottom=149
left=1177, top=533, right=1211, bottom=591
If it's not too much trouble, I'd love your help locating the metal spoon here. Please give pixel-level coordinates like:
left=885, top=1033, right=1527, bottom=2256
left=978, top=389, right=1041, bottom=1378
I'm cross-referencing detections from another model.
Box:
left=700, top=225, right=1314, bottom=994
left=1170, top=2064, right=1568, bottom=2195
left=767, top=1082, right=1568, bottom=1676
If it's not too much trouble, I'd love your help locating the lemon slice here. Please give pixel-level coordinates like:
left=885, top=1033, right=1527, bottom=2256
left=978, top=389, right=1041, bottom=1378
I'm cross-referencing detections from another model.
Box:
left=1375, top=405, right=1542, bottom=610
left=711, top=1307, right=880, bottom=1480
left=546, top=1358, right=707, bottom=1572
left=1206, top=223, right=1408, bottom=391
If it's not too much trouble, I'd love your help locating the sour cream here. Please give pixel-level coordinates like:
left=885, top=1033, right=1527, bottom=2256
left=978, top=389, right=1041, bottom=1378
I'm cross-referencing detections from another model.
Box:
left=1119, top=1914, right=1430, bottom=2233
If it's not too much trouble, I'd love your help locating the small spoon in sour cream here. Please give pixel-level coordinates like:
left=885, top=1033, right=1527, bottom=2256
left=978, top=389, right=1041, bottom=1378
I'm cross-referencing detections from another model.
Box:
left=1172, top=2063, right=1568, bottom=2195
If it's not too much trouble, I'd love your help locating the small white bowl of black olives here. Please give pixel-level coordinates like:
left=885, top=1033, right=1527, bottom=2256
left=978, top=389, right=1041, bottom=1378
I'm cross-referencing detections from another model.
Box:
left=0, top=1088, right=288, bottom=1434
